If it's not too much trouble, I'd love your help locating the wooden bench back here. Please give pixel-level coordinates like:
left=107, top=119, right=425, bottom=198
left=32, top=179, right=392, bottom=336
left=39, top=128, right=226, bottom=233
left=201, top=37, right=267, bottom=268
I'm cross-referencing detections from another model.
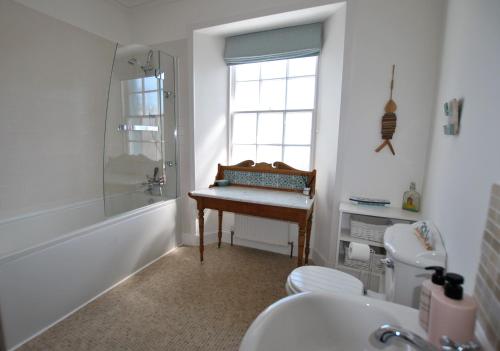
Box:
left=212, top=160, right=316, bottom=198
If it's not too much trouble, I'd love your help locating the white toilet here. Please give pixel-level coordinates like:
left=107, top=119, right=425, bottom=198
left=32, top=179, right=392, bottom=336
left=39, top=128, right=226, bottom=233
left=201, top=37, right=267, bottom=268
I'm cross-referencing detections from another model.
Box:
left=285, top=223, right=447, bottom=307
left=286, top=266, right=364, bottom=296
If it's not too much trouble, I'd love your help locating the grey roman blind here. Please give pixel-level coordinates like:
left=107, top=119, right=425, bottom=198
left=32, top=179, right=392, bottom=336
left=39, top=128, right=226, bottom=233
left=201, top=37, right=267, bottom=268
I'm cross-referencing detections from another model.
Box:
left=224, top=22, right=322, bottom=65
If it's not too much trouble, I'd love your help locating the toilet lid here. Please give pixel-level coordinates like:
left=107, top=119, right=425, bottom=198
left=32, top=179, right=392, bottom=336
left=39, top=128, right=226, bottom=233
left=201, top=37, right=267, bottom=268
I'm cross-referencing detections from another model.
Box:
left=288, top=266, right=363, bottom=295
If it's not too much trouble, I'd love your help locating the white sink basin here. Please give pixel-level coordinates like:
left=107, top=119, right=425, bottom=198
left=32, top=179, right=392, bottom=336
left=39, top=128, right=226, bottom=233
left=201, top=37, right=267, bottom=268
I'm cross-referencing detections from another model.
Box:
left=240, top=292, right=425, bottom=351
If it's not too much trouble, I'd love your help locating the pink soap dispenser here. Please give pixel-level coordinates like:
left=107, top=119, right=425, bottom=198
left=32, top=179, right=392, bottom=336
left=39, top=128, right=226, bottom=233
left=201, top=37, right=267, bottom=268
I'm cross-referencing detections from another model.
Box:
left=418, top=266, right=445, bottom=331
left=428, top=273, right=477, bottom=347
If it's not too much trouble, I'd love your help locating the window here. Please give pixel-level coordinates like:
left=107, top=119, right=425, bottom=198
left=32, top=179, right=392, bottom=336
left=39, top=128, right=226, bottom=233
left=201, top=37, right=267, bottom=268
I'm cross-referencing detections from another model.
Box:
left=122, top=76, right=164, bottom=161
left=229, top=57, right=318, bottom=170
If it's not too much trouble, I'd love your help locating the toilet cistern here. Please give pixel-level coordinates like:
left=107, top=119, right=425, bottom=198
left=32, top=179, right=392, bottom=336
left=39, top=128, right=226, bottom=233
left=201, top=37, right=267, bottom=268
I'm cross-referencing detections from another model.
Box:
left=384, top=223, right=447, bottom=307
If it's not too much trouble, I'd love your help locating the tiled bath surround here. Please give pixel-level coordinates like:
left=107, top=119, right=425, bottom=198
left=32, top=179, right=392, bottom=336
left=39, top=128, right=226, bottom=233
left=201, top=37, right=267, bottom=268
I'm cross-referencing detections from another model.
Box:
left=474, top=183, right=500, bottom=349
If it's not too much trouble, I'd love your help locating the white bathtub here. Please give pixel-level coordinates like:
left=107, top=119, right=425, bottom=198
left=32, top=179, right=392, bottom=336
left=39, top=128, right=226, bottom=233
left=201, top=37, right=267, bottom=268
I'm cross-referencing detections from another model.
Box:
left=0, top=198, right=179, bottom=350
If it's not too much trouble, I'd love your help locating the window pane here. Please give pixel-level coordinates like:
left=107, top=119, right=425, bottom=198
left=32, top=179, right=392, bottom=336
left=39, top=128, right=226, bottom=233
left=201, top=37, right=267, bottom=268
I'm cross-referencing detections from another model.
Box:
left=286, top=76, right=316, bottom=109
left=234, top=81, right=259, bottom=110
left=144, top=77, right=158, bottom=91
left=233, top=113, right=257, bottom=144
left=257, top=145, right=282, bottom=164
left=260, top=60, right=287, bottom=79
left=288, top=57, right=318, bottom=77
left=144, top=92, right=160, bottom=116
left=257, top=112, right=283, bottom=144
left=284, top=146, right=310, bottom=170
left=128, top=93, right=143, bottom=116
left=126, top=78, right=142, bottom=92
left=260, top=79, right=286, bottom=110
left=232, top=145, right=256, bottom=163
left=234, top=63, right=260, bottom=81
left=284, top=112, right=312, bottom=145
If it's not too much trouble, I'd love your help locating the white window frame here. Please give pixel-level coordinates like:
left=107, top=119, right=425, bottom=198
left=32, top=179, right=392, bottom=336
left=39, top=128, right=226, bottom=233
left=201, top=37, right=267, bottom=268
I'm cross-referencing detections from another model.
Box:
left=122, top=77, right=164, bottom=160
left=227, top=57, right=319, bottom=170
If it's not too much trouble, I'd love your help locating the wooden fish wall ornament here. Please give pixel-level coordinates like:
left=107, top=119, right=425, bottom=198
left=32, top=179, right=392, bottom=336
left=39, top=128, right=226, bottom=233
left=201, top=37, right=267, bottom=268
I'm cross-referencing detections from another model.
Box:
left=375, top=64, right=397, bottom=155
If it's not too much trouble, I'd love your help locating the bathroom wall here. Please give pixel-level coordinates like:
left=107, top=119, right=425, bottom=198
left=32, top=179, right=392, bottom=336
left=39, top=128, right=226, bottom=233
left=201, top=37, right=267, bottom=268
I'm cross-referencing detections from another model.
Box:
left=0, top=0, right=116, bottom=220
left=422, top=0, right=500, bottom=292
left=334, top=0, right=444, bottom=219
left=130, top=0, right=339, bottom=44
left=474, top=183, right=500, bottom=350
left=190, top=32, right=231, bottom=236
left=327, top=0, right=445, bottom=263
left=312, top=7, right=346, bottom=264
left=13, top=0, right=132, bottom=44
left=127, top=0, right=445, bottom=262
left=178, top=5, right=347, bottom=253
left=191, top=34, right=228, bottom=190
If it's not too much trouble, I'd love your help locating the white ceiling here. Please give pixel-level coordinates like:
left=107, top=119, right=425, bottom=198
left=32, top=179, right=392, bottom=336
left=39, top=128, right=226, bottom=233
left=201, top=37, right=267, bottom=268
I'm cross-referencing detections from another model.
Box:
left=111, top=0, right=179, bottom=9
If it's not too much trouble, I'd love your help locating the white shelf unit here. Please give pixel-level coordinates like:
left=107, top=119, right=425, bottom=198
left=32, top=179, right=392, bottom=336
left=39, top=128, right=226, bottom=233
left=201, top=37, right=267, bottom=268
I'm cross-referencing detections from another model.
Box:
left=336, top=202, right=420, bottom=293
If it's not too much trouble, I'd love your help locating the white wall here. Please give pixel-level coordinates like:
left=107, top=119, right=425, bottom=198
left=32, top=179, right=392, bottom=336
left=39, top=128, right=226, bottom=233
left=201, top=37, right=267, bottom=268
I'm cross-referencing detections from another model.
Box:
left=13, top=0, right=132, bottom=44
left=0, top=0, right=116, bottom=220
left=312, top=6, right=346, bottom=264
left=192, top=33, right=228, bottom=190
left=329, top=0, right=445, bottom=262
left=133, top=0, right=445, bottom=264
left=130, top=0, right=341, bottom=45
left=183, top=5, right=347, bottom=254
left=191, top=32, right=230, bottom=235
left=422, top=0, right=500, bottom=292
left=336, top=0, right=444, bottom=207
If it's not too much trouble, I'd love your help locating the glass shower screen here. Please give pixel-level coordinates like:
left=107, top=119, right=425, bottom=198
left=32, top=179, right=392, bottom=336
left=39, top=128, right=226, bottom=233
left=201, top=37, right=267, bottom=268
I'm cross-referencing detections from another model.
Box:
left=103, top=46, right=177, bottom=217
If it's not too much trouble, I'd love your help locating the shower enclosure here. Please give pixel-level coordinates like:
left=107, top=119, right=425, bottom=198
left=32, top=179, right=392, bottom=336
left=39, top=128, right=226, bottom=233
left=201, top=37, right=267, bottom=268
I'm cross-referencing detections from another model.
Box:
left=104, top=46, right=178, bottom=217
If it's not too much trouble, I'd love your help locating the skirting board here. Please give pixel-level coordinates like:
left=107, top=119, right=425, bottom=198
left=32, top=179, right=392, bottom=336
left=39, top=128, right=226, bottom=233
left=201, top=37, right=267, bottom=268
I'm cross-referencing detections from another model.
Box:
left=181, top=232, right=326, bottom=266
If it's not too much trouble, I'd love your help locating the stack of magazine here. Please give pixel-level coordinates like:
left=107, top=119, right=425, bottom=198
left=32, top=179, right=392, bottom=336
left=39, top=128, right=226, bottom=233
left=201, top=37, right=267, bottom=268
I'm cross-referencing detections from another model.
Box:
left=349, top=196, right=390, bottom=207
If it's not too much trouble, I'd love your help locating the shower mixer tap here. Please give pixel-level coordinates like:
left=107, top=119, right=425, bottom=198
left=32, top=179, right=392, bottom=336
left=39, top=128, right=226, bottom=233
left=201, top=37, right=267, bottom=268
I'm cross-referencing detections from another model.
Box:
left=145, top=167, right=164, bottom=185
left=143, top=167, right=165, bottom=196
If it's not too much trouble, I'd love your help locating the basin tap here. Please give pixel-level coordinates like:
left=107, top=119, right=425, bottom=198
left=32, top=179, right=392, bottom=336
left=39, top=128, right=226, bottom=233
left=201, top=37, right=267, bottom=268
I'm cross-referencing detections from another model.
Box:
left=371, top=324, right=438, bottom=351
left=370, top=325, right=480, bottom=351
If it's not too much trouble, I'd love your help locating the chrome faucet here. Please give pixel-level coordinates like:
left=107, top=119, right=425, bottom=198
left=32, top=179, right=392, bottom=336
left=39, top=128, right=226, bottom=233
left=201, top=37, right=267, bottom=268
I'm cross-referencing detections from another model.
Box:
left=370, top=325, right=480, bottom=351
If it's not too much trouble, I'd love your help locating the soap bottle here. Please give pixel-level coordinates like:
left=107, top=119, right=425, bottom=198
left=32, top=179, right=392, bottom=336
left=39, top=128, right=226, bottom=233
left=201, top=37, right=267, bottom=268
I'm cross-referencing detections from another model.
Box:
left=418, top=266, right=445, bottom=331
left=402, top=182, right=420, bottom=212
left=428, top=273, right=477, bottom=347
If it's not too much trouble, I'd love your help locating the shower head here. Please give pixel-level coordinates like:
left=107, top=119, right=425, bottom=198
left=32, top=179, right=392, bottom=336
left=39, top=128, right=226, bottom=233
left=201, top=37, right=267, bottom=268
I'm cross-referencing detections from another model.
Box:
left=141, top=50, right=155, bottom=75
left=126, top=50, right=155, bottom=75
left=146, top=50, right=153, bottom=66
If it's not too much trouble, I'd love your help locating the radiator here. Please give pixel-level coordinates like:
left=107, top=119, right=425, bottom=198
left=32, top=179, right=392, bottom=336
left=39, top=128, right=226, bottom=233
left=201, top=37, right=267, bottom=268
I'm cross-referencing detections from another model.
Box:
left=234, top=214, right=292, bottom=246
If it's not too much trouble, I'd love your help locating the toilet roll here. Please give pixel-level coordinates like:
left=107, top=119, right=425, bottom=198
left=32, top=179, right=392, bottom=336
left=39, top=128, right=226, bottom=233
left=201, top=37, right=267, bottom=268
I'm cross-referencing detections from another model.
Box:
left=348, top=242, right=371, bottom=262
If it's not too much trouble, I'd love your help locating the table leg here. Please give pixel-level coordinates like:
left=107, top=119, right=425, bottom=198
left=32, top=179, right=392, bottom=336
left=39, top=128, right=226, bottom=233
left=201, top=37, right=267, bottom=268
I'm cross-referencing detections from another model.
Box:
left=297, top=221, right=306, bottom=266
left=198, top=208, right=204, bottom=262
left=305, top=212, right=313, bottom=264
left=218, top=210, right=223, bottom=248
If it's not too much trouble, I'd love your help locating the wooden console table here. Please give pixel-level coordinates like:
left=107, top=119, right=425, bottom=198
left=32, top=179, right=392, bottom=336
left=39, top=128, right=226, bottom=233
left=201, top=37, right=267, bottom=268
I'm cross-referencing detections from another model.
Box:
left=188, top=161, right=316, bottom=266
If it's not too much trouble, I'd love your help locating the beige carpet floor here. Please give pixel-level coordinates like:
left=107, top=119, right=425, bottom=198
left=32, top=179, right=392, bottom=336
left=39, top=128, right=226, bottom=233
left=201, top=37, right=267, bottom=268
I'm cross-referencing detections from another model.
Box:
left=19, top=244, right=297, bottom=351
